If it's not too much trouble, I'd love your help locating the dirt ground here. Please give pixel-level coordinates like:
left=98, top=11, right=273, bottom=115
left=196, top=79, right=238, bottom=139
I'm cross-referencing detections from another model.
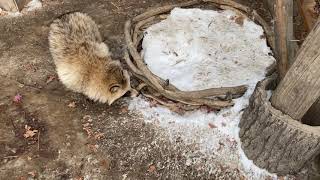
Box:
left=0, top=0, right=297, bottom=179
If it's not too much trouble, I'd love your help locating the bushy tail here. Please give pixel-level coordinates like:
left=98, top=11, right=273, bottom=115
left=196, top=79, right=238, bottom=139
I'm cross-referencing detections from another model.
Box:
left=48, top=12, right=109, bottom=63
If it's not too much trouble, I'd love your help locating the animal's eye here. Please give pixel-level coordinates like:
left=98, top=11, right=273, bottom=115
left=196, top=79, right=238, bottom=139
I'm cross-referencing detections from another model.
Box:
left=110, top=85, right=120, bottom=93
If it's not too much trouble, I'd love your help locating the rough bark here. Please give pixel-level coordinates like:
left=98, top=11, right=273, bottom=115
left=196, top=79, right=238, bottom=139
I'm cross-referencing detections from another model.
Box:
left=297, top=0, right=319, bottom=32
left=271, top=17, right=320, bottom=120
left=240, top=77, right=320, bottom=175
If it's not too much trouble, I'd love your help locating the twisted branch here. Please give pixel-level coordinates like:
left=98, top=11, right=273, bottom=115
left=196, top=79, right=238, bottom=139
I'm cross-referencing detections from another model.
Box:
left=124, top=0, right=275, bottom=111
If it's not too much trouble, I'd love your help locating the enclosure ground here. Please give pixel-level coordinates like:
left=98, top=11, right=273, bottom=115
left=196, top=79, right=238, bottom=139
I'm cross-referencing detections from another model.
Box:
left=0, top=0, right=304, bottom=179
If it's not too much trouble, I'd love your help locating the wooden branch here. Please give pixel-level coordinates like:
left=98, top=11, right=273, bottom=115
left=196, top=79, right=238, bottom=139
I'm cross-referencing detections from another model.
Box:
left=125, top=20, right=244, bottom=109
left=274, top=0, right=295, bottom=80
left=133, top=0, right=201, bottom=22
left=124, top=0, right=276, bottom=110
left=271, top=17, right=320, bottom=120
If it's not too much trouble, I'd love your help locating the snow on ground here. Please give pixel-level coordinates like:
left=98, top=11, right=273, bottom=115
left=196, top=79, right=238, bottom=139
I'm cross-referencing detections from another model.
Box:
left=129, top=8, right=282, bottom=179
left=25, top=0, right=42, bottom=12
left=0, top=7, right=21, bottom=17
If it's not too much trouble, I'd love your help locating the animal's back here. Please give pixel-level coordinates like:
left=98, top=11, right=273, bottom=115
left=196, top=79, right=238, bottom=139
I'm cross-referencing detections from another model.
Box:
left=48, top=12, right=106, bottom=64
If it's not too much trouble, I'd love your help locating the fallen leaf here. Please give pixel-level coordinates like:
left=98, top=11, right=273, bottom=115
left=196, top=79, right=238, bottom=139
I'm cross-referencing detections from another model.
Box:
left=149, top=99, right=158, bottom=107
left=148, top=165, right=156, bottom=173
left=240, top=175, right=246, bottom=180
left=208, top=123, right=217, bottom=129
left=100, top=159, right=110, bottom=169
left=217, top=141, right=225, bottom=151
left=83, top=115, right=92, bottom=122
left=235, top=15, right=245, bottom=26
left=83, top=123, right=90, bottom=127
left=265, top=176, right=273, bottom=180
left=169, top=106, right=185, bottom=115
left=23, top=63, right=37, bottom=72
left=28, top=171, right=36, bottom=177
left=201, top=105, right=217, bottom=113
left=120, top=106, right=129, bottom=113
left=94, top=132, right=105, bottom=140
left=13, top=94, right=23, bottom=103
left=19, top=176, right=27, bottom=180
left=24, top=125, right=38, bottom=138
left=82, top=123, right=93, bottom=137
left=68, top=102, right=76, bottom=108
left=88, top=144, right=99, bottom=152
left=27, top=156, right=32, bottom=160
left=46, top=75, right=56, bottom=84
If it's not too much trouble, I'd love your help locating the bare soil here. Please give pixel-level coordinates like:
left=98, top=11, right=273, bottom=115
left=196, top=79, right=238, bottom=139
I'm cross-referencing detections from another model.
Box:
left=0, top=0, right=289, bottom=179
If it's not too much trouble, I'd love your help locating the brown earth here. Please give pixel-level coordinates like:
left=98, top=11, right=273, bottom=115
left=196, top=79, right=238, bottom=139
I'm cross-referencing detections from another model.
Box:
left=0, top=0, right=304, bottom=179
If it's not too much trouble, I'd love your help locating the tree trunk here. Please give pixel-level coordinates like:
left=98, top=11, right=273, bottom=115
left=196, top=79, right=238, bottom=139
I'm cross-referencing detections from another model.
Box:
left=239, top=76, right=320, bottom=175
left=271, top=17, right=320, bottom=120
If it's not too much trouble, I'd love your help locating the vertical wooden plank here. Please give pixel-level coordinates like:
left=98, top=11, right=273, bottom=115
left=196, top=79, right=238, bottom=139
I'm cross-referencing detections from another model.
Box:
left=274, top=0, right=295, bottom=80
left=271, top=18, right=320, bottom=120
left=0, top=0, right=31, bottom=12
left=0, top=0, right=18, bottom=12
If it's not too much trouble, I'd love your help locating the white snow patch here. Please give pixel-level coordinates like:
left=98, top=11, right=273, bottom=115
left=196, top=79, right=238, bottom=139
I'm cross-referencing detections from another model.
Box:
left=129, top=8, right=284, bottom=179
left=142, top=8, right=273, bottom=91
left=0, top=8, right=21, bottom=17
left=25, top=0, right=42, bottom=11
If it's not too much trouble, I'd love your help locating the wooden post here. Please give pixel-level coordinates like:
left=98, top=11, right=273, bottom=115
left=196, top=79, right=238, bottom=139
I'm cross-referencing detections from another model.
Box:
left=274, top=0, right=295, bottom=80
left=240, top=77, right=320, bottom=175
left=271, top=18, right=320, bottom=120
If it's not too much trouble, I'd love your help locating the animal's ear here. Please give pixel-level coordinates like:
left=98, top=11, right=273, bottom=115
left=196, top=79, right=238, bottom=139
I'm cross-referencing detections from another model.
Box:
left=109, top=84, right=121, bottom=93
left=95, top=43, right=110, bottom=58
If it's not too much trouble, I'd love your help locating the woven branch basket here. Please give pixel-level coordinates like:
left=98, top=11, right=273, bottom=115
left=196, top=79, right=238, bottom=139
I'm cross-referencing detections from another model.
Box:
left=124, top=0, right=275, bottom=111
